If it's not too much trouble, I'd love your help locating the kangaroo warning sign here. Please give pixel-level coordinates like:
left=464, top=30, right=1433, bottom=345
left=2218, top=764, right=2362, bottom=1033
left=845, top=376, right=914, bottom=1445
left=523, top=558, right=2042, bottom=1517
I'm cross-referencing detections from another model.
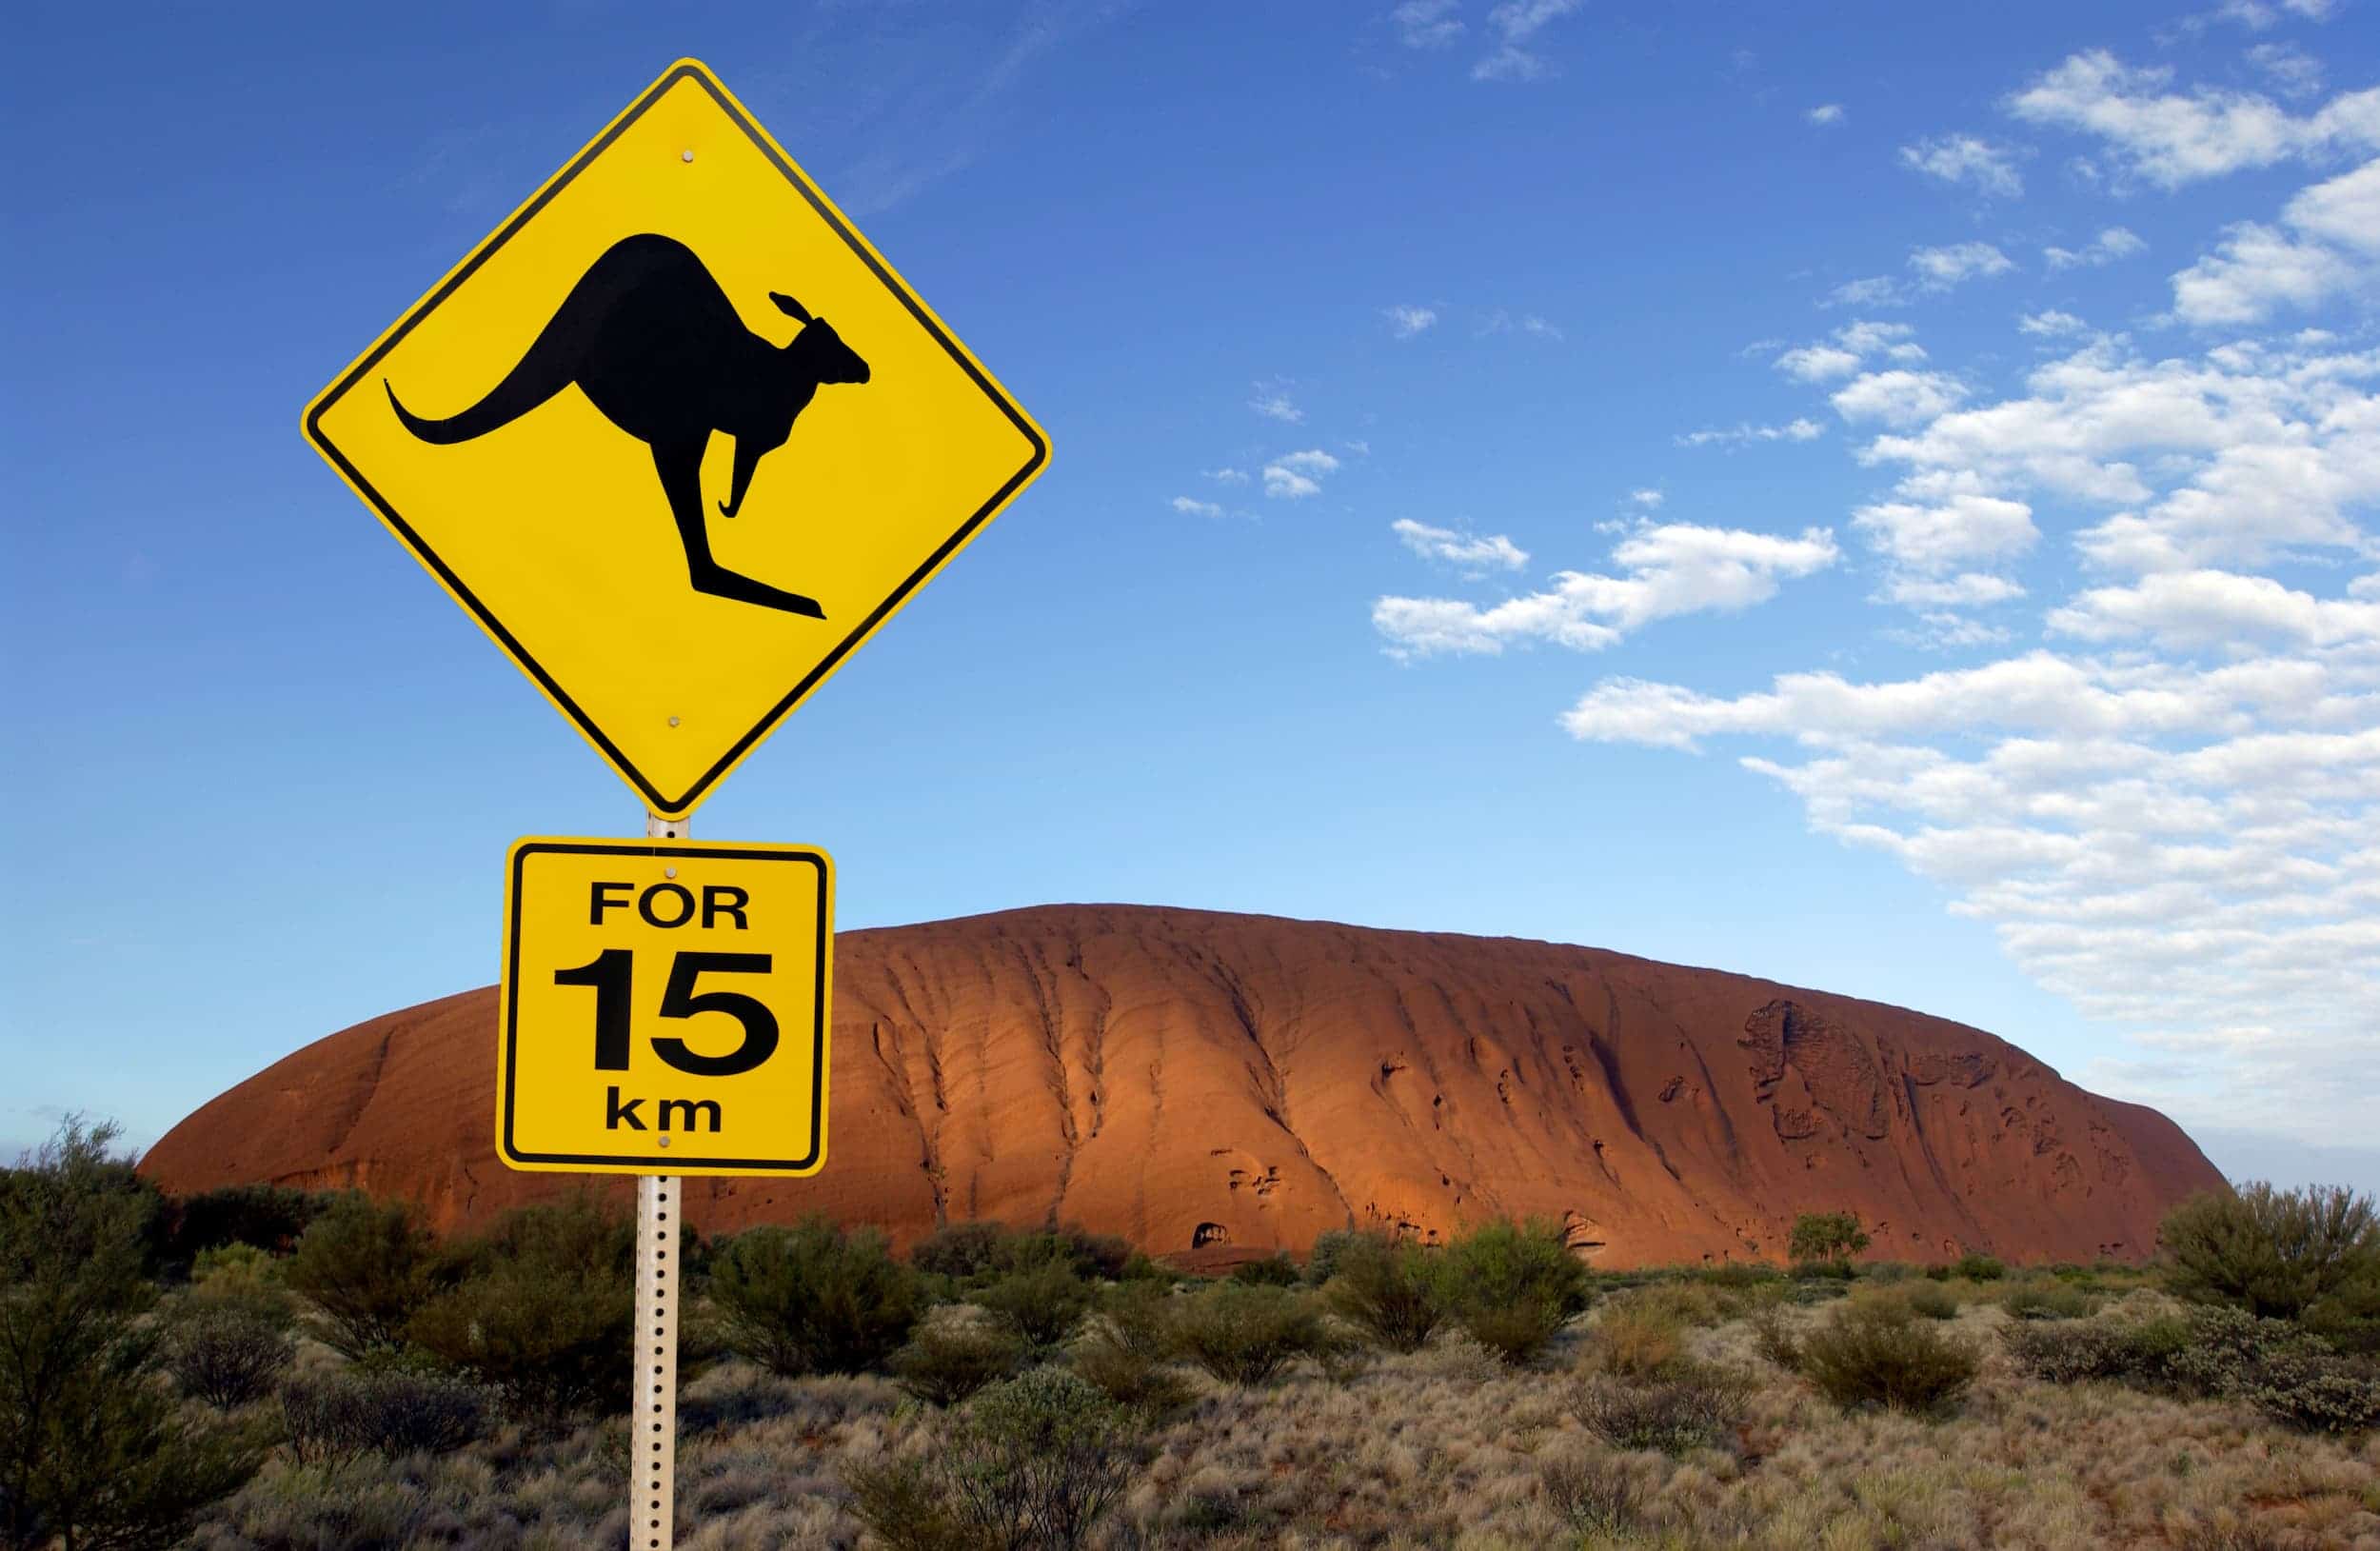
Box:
left=499, top=837, right=834, bottom=1176
left=303, top=59, right=1049, bottom=818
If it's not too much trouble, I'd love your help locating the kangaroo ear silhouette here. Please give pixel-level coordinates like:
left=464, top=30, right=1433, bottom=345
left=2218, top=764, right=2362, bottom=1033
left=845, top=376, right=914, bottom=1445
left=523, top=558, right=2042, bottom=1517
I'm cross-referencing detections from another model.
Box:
left=770, top=292, right=813, bottom=324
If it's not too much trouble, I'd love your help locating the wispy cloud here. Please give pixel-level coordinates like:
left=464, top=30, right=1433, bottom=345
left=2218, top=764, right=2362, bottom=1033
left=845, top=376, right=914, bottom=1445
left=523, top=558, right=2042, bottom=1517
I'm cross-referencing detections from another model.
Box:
left=1807, top=103, right=1846, bottom=127
left=1171, top=495, right=1224, bottom=518
left=1203, top=467, right=1250, bottom=485
left=1899, top=134, right=2026, bottom=198
left=1676, top=417, right=1827, bottom=447
left=1391, top=0, right=1465, bottom=49
left=2045, top=227, right=2147, bottom=269
left=1471, top=0, right=1585, bottom=83
left=1249, top=381, right=1304, bottom=424
left=1910, top=241, right=2016, bottom=290
left=1386, top=304, right=1439, bottom=339
left=1263, top=447, right=1341, bottom=499
left=1480, top=309, right=1565, bottom=341
left=1392, top=519, right=1530, bottom=572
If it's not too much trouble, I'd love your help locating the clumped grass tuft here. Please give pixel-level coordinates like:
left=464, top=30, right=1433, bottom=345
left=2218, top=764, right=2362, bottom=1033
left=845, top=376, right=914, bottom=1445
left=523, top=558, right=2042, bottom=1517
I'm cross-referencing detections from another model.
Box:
left=1537, top=1449, right=1646, bottom=1536
left=1569, top=1365, right=1754, bottom=1456
left=278, top=1366, right=489, bottom=1462
left=1577, top=1300, right=1688, bottom=1382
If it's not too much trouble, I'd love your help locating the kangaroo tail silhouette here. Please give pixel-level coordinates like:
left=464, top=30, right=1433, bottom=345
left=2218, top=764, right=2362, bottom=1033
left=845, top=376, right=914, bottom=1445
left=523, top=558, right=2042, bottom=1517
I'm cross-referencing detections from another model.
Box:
left=384, top=313, right=585, bottom=446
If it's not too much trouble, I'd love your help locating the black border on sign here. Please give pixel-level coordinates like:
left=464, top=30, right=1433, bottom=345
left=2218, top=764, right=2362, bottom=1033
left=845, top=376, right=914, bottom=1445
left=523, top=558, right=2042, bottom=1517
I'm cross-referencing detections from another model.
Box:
left=304, top=62, right=1049, bottom=817
left=500, top=840, right=830, bottom=1172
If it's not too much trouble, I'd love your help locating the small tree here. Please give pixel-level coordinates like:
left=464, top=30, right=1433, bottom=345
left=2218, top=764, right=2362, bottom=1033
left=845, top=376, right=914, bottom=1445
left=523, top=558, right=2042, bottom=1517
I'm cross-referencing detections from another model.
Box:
left=281, top=1195, right=435, bottom=1358
left=1438, top=1219, right=1590, bottom=1365
left=1323, top=1231, right=1449, bottom=1354
left=1789, top=1212, right=1872, bottom=1265
left=709, top=1218, right=922, bottom=1376
left=2160, top=1183, right=2380, bottom=1322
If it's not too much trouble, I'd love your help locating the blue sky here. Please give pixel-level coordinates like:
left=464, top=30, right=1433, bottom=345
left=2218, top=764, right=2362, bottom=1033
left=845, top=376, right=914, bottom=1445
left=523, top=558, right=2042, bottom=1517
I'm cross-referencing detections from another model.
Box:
left=4, top=1, right=2375, bottom=1191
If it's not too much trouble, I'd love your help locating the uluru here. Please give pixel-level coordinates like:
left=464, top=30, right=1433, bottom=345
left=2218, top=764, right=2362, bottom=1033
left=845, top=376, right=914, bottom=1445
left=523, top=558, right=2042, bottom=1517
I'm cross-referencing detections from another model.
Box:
left=141, top=904, right=2223, bottom=1267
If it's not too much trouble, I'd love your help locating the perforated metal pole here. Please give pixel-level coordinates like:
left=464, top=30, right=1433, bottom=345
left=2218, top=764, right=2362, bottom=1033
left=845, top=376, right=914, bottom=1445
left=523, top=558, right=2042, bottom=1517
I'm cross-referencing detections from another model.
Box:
left=634, top=809, right=686, bottom=1549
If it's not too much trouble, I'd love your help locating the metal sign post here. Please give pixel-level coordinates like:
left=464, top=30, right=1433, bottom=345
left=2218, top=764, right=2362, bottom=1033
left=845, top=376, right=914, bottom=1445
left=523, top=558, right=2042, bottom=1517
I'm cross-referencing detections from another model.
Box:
left=636, top=809, right=684, bottom=1550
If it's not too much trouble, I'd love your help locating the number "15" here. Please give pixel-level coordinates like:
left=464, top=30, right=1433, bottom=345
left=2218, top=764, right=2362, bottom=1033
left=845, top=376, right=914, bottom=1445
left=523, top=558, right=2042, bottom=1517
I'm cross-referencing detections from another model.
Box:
left=552, top=950, right=778, bottom=1078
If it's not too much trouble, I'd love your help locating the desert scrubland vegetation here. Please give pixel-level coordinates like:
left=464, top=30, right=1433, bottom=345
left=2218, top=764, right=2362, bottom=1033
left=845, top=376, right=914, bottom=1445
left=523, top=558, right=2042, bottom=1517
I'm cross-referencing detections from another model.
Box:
left=4, top=1119, right=2377, bottom=1550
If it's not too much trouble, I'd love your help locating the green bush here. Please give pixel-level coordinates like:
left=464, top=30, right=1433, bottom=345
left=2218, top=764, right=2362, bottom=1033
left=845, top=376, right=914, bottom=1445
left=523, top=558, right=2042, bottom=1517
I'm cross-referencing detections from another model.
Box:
left=1951, top=1253, right=2005, bottom=1283
left=158, top=1300, right=295, bottom=1409
left=1903, top=1283, right=1959, bottom=1322
left=890, top=1316, right=1024, bottom=1407
left=1797, top=1299, right=1978, bottom=1414
left=2160, top=1182, right=2380, bottom=1322
left=282, top=1196, right=437, bottom=1359
left=2304, top=1271, right=2380, bottom=1357
left=1229, top=1252, right=1301, bottom=1287
left=848, top=1368, right=1141, bottom=1551
left=404, top=1198, right=634, bottom=1429
left=910, top=1221, right=1010, bottom=1281
left=1323, top=1232, right=1449, bottom=1354
left=1570, top=1365, right=1754, bottom=1455
left=2238, top=1347, right=2380, bottom=1435
left=1789, top=1212, right=1871, bottom=1263
left=1577, top=1302, right=1688, bottom=1382
left=277, top=1367, right=490, bottom=1462
left=1304, top=1229, right=1369, bottom=1286
left=2001, top=1281, right=2098, bottom=1322
left=2005, top=1318, right=2143, bottom=1384
left=1167, top=1283, right=1341, bottom=1386
left=974, top=1260, right=1094, bottom=1350
left=1439, top=1219, right=1589, bottom=1365
left=709, top=1218, right=922, bottom=1376
left=1791, top=1257, right=1857, bottom=1282
left=1, top=1118, right=266, bottom=1550
left=1070, top=1318, right=1194, bottom=1416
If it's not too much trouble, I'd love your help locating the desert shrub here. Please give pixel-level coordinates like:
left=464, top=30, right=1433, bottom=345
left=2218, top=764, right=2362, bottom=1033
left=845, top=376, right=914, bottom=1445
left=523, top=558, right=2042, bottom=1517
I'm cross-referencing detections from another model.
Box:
left=974, top=1259, right=1094, bottom=1350
left=165, top=1184, right=333, bottom=1267
left=189, top=1242, right=282, bottom=1293
left=1167, top=1283, right=1340, bottom=1386
left=911, top=1221, right=1009, bottom=1281
left=1069, top=1322, right=1194, bottom=1416
left=1538, top=1450, right=1645, bottom=1537
left=849, top=1368, right=1141, bottom=1551
left=1789, top=1211, right=1871, bottom=1263
left=277, top=1367, right=489, bottom=1462
left=1323, top=1231, right=1450, bottom=1354
left=1861, top=1261, right=1915, bottom=1283
left=891, top=1316, right=1025, bottom=1407
left=1230, top=1252, right=1302, bottom=1286
left=1439, top=1219, right=1589, bottom=1365
left=2006, top=1319, right=2146, bottom=1384
left=2161, top=1183, right=2379, bottom=1322
left=2238, top=1346, right=2380, bottom=1434
left=404, top=1198, right=633, bottom=1429
left=282, top=1195, right=437, bottom=1359
left=0, top=1118, right=266, bottom=1551
left=1951, top=1253, right=2006, bottom=1283
left=1305, top=1228, right=1370, bottom=1286
left=1791, top=1257, right=1857, bottom=1282
left=1046, top=1226, right=1134, bottom=1283
left=1691, top=1262, right=1783, bottom=1291
left=1797, top=1298, right=1978, bottom=1414
left=708, top=1217, right=922, bottom=1377
left=1577, top=1302, right=1687, bottom=1382
left=2303, top=1270, right=2380, bottom=1356
left=1570, top=1365, right=1754, bottom=1456
left=1749, top=1303, right=1801, bottom=1369
left=2162, top=1304, right=2323, bottom=1398
left=159, top=1301, right=295, bottom=1409
left=2001, top=1280, right=2098, bottom=1321
left=1114, top=1251, right=1173, bottom=1283
left=1903, top=1283, right=1959, bottom=1321
left=1091, top=1281, right=1175, bottom=1361
left=1622, top=1281, right=1733, bottom=1328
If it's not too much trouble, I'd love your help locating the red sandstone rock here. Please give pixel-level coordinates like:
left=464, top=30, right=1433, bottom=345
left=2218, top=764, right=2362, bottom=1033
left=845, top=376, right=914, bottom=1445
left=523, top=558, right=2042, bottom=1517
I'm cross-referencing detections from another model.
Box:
left=140, top=905, right=2222, bottom=1267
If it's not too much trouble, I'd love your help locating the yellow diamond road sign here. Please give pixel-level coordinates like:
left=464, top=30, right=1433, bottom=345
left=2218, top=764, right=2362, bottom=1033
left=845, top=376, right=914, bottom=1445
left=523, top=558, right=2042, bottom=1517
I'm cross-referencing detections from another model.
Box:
left=499, top=838, right=833, bottom=1176
left=304, top=60, right=1049, bottom=817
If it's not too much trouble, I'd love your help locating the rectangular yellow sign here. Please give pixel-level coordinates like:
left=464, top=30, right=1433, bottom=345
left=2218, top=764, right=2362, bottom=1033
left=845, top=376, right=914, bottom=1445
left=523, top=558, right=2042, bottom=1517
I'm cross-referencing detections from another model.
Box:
left=497, top=837, right=832, bottom=1176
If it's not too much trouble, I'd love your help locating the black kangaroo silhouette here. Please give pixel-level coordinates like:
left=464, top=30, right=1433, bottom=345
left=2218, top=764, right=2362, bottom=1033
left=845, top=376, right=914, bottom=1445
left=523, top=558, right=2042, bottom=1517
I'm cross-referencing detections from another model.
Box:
left=384, top=232, right=871, bottom=618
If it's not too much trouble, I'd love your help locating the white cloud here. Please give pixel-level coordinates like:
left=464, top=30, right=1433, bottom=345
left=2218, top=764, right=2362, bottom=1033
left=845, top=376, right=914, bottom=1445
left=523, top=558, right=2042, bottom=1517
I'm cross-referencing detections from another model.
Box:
left=1171, top=496, right=1224, bottom=519
left=1899, top=134, right=2026, bottom=197
left=2171, top=160, right=2380, bottom=327
left=1628, top=488, right=1665, bottom=508
left=1386, top=304, right=1439, bottom=338
left=1392, top=0, right=1465, bottom=49
left=1392, top=518, right=1530, bottom=572
left=1776, top=345, right=1862, bottom=383
left=1882, top=572, right=2030, bottom=608
left=1831, top=369, right=1970, bottom=427
left=2204, top=0, right=2338, bottom=30
left=2018, top=309, right=2091, bottom=337
left=1471, top=0, right=1582, bottom=82
left=1825, top=276, right=1908, bottom=308
left=2045, top=227, right=2147, bottom=269
left=1376, top=523, right=1839, bottom=657
left=1481, top=309, right=1565, bottom=341
left=1204, top=467, right=1250, bottom=485
left=1910, top=241, right=2016, bottom=290
left=1676, top=418, right=1828, bottom=447
left=1836, top=320, right=1928, bottom=362
left=1262, top=447, right=1341, bottom=500
left=2005, top=50, right=2380, bottom=189
left=2248, top=42, right=2325, bottom=100
left=1808, top=103, right=1846, bottom=127
left=2047, top=569, right=2380, bottom=650
left=1854, top=482, right=2039, bottom=572
left=1249, top=383, right=1303, bottom=423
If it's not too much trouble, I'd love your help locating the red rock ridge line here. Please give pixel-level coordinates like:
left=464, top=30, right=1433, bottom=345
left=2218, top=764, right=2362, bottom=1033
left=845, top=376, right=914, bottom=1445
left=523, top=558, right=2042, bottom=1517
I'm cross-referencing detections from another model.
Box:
left=140, top=904, right=2224, bottom=1268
